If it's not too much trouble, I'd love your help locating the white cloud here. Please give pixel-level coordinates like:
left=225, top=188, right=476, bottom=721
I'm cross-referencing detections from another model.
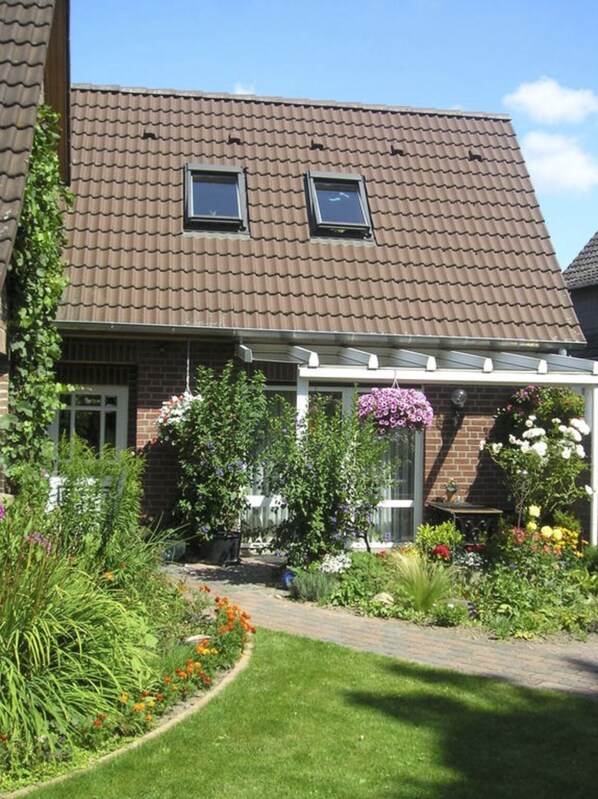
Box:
left=522, top=131, right=598, bottom=193
left=232, top=82, right=256, bottom=96
left=504, top=77, right=598, bottom=124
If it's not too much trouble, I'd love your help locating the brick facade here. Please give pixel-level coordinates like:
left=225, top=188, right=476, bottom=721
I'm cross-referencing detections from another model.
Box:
left=58, top=336, right=519, bottom=527
left=422, top=384, right=513, bottom=513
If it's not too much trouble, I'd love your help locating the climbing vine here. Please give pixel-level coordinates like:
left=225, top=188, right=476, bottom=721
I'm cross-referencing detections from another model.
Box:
left=2, top=105, right=72, bottom=483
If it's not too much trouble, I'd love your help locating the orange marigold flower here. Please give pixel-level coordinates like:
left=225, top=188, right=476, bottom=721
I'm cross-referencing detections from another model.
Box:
left=132, top=702, right=145, bottom=713
left=155, top=693, right=164, bottom=701
left=93, top=719, right=103, bottom=728
left=98, top=713, right=107, bottom=720
left=140, top=690, right=149, bottom=698
left=203, top=676, right=212, bottom=685
left=145, top=714, right=153, bottom=723
left=163, top=676, right=172, bottom=684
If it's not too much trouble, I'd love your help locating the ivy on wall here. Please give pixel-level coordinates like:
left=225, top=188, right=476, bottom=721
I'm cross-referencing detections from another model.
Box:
left=2, top=105, right=72, bottom=482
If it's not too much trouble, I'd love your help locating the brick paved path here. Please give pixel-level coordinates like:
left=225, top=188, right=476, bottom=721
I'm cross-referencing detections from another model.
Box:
left=165, top=557, right=598, bottom=699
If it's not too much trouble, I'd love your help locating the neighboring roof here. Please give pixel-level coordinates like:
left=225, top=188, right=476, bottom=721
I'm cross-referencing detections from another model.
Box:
left=59, top=85, right=584, bottom=349
left=0, top=0, right=56, bottom=290
left=563, top=229, right=598, bottom=290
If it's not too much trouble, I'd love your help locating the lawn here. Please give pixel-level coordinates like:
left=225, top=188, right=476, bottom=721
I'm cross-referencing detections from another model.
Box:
left=22, top=629, right=598, bottom=799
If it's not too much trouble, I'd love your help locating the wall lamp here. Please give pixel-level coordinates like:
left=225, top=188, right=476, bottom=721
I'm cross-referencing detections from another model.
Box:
left=451, top=388, right=468, bottom=427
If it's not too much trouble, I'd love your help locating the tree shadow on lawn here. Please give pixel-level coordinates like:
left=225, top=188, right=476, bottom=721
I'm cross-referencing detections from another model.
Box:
left=345, top=660, right=598, bottom=799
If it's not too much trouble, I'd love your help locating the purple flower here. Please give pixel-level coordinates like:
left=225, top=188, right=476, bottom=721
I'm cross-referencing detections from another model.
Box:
left=358, top=387, right=433, bottom=433
left=0, top=504, right=4, bottom=520
left=25, top=532, right=52, bottom=553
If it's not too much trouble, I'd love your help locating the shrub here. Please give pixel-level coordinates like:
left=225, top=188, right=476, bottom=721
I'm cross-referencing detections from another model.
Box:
left=328, top=551, right=391, bottom=610
left=485, top=387, right=590, bottom=525
left=267, top=394, right=393, bottom=566
left=429, top=601, right=469, bottom=627
left=158, top=361, right=268, bottom=541
left=415, top=521, right=463, bottom=556
left=289, top=570, right=338, bottom=603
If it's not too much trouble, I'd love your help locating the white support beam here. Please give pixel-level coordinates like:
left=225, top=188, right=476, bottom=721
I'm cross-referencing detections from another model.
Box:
left=288, top=345, right=319, bottom=368
left=489, top=351, right=548, bottom=374
left=436, top=350, right=493, bottom=372
left=236, top=344, right=253, bottom=363
left=545, top=352, right=598, bottom=375
left=388, top=349, right=437, bottom=371
left=339, top=347, right=379, bottom=369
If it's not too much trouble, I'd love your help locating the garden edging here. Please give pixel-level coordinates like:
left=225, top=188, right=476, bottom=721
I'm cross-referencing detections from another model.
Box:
left=2, top=641, right=254, bottom=799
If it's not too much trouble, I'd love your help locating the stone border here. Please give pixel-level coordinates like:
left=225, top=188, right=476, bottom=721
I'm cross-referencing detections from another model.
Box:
left=2, top=642, right=254, bottom=798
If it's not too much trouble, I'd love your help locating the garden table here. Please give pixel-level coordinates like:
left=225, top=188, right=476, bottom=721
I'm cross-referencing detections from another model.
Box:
left=427, top=501, right=503, bottom=544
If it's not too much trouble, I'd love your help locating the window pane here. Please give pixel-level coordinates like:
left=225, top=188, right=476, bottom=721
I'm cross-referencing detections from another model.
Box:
left=58, top=410, right=71, bottom=440
left=104, top=410, right=117, bottom=447
left=75, top=394, right=101, bottom=407
left=74, top=410, right=101, bottom=451
left=374, top=507, right=414, bottom=543
left=382, top=430, right=416, bottom=500
left=105, top=395, right=118, bottom=407
left=315, top=181, right=366, bottom=225
left=192, top=173, right=239, bottom=218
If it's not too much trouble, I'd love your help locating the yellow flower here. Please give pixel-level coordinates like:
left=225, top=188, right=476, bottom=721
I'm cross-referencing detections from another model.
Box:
left=540, top=526, right=553, bottom=538
left=119, top=693, right=129, bottom=704
left=102, top=571, right=115, bottom=582
left=526, top=521, right=537, bottom=532
left=552, top=528, right=563, bottom=541
left=528, top=505, right=541, bottom=519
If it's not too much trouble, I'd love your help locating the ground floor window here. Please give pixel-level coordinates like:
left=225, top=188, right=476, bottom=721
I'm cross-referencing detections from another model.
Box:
left=244, top=384, right=422, bottom=548
left=49, top=386, right=129, bottom=452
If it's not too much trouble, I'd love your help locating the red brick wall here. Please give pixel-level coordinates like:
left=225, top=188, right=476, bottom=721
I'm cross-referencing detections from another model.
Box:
left=423, top=384, right=513, bottom=511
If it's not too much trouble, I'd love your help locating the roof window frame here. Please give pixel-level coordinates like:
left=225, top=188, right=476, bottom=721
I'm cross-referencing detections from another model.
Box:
left=306, top=171, right=373, bottom=238
left=184, top=163, right=248, bottom=231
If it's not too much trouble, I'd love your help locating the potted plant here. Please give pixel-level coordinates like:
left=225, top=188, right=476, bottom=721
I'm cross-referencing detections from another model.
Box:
left=156, top=361, right=268, bottom=565
left=357, top=386, right=433, bottom=434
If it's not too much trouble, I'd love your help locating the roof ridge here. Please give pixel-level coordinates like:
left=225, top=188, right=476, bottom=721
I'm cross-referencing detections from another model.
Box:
left=70, top=82, right=511, bottom=122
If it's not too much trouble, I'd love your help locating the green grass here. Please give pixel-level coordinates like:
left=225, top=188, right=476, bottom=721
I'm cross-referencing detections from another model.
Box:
left=24, top=630, right=598, bottom=799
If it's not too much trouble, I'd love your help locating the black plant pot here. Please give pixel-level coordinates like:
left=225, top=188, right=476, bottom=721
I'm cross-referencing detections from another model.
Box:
left=197, top=532, right=242, bottom=566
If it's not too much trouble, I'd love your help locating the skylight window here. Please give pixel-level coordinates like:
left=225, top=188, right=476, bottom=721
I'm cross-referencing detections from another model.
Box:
left=185, top=164, right=248, bottom=230
left=307, top=172, right=372, bottom=237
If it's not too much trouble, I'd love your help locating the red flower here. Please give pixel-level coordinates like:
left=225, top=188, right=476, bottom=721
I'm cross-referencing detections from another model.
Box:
left=430, top=544, right=451, bottom=561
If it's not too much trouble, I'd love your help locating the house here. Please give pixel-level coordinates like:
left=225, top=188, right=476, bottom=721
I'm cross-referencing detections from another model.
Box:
left=564, top=230, right=598, bottom=358
left=0, top=0, right=70, bottom=487
left=53, top=83, right=598, bottom=546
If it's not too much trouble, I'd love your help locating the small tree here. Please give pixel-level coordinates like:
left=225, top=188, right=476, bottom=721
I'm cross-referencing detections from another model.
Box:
left=267, top=394, right=394, bottom=566
left=156, top=361, right=268, bottom=541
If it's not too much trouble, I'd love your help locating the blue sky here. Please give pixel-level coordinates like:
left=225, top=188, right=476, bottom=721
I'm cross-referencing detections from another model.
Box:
left=71, top=0, right=598, bottom=270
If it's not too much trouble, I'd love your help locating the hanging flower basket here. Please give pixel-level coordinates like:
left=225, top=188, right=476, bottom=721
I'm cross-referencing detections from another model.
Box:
left=357, top=387, right=433, bottom=434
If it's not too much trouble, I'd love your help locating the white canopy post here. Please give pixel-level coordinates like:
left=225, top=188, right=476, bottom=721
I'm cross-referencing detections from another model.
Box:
left=590, top=386, right=598, bottom=546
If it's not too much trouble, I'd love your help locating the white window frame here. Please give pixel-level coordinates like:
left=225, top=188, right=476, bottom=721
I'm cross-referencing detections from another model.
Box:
left=49, top=385, right=129, bottom=452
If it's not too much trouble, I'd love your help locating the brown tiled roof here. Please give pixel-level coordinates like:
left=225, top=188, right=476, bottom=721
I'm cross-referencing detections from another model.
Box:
left=0, top=0, right=56, bottom=289
left=563, top=230, right=598, bottom=290
left=59, top=85, right=584, bottom=349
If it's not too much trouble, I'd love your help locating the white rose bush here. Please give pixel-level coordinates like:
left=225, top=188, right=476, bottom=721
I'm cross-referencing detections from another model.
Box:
left=485, top=411, right=591, bottom=525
